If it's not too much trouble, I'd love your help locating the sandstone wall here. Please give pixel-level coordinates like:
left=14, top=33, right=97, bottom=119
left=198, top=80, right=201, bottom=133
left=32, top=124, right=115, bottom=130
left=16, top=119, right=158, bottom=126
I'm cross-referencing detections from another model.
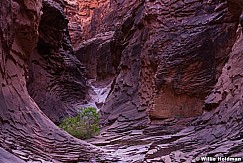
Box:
left=1, top=0, right=243, bottom=161
left=72, top=0, right=241, bottom=130
left=145, top=27, right=243, bottom=162
left=98, top=0, right=240, bottom=128
left=143, top=0, right=240, bottom=119
left=0, top=0, right=104, bottom=161
left=27, top=0, right=88, bottom=124
left=65, top=0, right=111, bottom=47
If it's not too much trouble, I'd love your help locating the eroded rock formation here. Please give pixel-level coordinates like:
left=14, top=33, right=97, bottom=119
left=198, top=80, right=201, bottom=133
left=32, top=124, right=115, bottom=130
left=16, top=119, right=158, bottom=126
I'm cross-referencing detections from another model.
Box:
left=87, top=0, right=243, bottom=161
left=1, top=0, right=243, bottom=161
left=142, top=28, right=243, bottom=162
left=83, top=0, right=241, bottom=129
left=74, top=0, right=149, bottom=130
left=69, top=0, right=242, bottom=133
left=88, top=24, right=243, bottom=163
left=75, top=32, right=115, bottom=80
left=143, top=0, right=240, bottom=119
left=27, top=0, right=88, bottom=124
left=0, top=0, right=104, bottom=162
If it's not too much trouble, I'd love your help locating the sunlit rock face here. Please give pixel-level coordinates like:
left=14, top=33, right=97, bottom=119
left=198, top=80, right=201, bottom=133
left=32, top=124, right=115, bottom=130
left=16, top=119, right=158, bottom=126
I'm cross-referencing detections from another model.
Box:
left=65, top=0, right=111, bottom=48
left=65, top=0, right=140, bottom=48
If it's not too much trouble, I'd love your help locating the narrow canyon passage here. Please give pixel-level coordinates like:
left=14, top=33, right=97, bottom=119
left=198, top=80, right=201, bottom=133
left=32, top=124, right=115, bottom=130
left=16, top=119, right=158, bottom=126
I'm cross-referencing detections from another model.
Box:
left=0, top=0, right=243, bottom=162
left=86, top=28, right=243, bottom=161
left=74, top=0, right=243, bottom=162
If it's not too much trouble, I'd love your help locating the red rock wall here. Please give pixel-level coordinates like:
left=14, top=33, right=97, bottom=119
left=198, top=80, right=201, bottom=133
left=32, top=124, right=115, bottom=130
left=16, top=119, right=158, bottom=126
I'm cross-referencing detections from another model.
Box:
left=0, top=0, right=103, bottom=161
left=65, top=0, right=111, bottom=47
left=71, top=0, right=242, bottom=129
left=202, top=27, right=243, bottom=124
left=143, top=0, right=240, bottom=119
left=72, top=0, right=241, bottom=129
left=1, top=0, right=243, bottom=161
left=27, top=0, right=88, bottom=124
left=75, top=32, right=115, bottom=80
left=154, top=28, right=243, bottom=162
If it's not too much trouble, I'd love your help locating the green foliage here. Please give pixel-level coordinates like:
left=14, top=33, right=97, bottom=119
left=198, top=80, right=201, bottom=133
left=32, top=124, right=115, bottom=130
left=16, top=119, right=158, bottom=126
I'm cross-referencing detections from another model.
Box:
left=59, top=107, right=100, bottom=139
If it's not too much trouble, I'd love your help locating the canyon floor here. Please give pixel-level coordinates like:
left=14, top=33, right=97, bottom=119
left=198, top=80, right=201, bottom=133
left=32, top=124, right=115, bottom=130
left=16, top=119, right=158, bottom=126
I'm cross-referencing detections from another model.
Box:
left=87, top=117, right=235, bottom=163
left=87, top=118, right=195, bottom=163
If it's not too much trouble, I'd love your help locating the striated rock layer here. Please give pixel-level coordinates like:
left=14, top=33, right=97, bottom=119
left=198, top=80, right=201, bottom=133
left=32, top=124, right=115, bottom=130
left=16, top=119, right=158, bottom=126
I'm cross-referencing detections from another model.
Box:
left=142, top=26, right=243, bottom=162
left=0, top=0, right=105, bottom=162
left=142, top=0, right=240, bottom=119
left=88, top=21, right=243, bottom=163
left=80, top=0, right=240, bottom=129
left=75, top=0, right=149, bottom=130
left=27, top=0, right=88, bottom=124
left=86, top=0, right=243, bottom=161
left=71, top=0, right=242, bottom=132
left=1, top=0, right=242, bottom=161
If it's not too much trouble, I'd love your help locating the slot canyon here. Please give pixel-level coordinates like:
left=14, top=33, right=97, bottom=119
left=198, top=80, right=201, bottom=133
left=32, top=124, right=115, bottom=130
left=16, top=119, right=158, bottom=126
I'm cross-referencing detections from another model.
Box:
left=0, top=0, right=242, bottom=162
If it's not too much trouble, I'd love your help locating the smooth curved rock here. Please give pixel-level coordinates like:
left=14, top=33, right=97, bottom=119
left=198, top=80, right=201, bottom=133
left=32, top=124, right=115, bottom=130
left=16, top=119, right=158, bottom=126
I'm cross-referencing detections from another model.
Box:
left=0, top=0, right=104, bottom=162
left=0, top=147, right=25, bottom=163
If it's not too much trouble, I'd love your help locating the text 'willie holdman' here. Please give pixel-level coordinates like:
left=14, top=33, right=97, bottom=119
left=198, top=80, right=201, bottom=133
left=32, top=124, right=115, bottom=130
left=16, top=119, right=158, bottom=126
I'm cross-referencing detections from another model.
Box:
left=198, top=156, right=242, bottom=162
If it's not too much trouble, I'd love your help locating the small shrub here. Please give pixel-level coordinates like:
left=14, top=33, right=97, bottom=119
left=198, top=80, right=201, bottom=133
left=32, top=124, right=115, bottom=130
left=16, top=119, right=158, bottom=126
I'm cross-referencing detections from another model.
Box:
left=59, top=107, right=100, bottom=139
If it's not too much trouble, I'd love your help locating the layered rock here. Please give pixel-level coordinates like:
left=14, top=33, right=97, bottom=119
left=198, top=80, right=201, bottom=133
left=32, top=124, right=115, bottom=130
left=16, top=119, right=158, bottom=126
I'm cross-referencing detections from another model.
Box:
left=0, top=147, right=25, bottom=163
left=71, top=0, right=241, bottom=131
left=101, top=1, right=149, bottom=130
left=27, top=0, right=88, bottom=124
left=71, top=0, right=147, bottom=130
left=65, top=0, right=141, bottom=49
left=75, top=31, right=115, bottom=80
left=143, top=27, right=243, bottom=162
left=143, top=0, right=240, bottom=119
left=0, top=0, right=104, bottom=161
left=75, top=32, right=116, bottom=109
left=47, top=0, right=243, bottom=161
left=1, top=0, right=243, bottom=161
left=88, top=26, right=243, bottom=163
left=93, top=0, right=240, bottom=129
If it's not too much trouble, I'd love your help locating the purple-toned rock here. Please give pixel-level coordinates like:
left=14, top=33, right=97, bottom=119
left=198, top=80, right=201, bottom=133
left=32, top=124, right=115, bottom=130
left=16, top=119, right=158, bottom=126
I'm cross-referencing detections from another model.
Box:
left=0, top=0, right=104, bottom=162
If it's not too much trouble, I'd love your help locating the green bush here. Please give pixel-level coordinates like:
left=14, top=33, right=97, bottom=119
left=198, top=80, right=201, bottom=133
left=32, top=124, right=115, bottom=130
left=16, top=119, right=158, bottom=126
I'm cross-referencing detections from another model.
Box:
left=59, top=107, right=100, bottom=139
